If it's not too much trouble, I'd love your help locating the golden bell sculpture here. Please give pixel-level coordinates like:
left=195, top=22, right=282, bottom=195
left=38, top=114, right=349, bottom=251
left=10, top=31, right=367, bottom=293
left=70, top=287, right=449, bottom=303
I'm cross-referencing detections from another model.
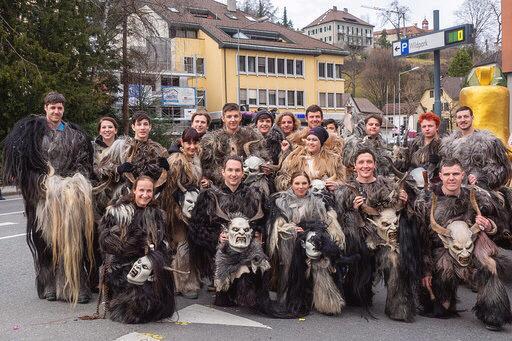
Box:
left=459, top=64, right=510, bottom=146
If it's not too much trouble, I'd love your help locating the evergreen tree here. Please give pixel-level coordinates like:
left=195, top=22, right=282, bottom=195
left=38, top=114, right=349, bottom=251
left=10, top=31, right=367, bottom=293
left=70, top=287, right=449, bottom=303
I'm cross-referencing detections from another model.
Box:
left=0, top=0, right=116, bottom=141
left=447, top=48, right=473, bottom=77
left=282, top=7, right=293, bottom=28
left=376, top=30, right=392, bottom=49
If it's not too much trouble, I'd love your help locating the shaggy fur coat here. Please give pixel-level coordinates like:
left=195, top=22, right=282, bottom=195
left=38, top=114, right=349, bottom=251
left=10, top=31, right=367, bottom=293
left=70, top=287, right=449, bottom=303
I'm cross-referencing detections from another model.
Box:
left=99, top=200, right=175, bottom=324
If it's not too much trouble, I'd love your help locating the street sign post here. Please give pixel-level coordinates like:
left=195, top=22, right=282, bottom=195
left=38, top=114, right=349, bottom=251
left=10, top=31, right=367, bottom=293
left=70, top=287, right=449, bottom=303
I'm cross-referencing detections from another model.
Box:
left=392, top=15, right=474, bottom=120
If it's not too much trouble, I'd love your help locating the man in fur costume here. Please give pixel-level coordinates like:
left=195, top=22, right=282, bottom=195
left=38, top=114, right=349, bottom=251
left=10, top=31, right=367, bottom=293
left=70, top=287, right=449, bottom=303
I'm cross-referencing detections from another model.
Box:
left=275, top=126, right=345, bottom=191
left=98, top=176, right=175, bottom=324
left=2, top=92, right=95, bottom=304
left=188, top=156, right=266, bottom=281
left=334, top=149, right=419, bottom=322
left=287, top=105, right=343, bottom=155
left=343, top=114, right=394, bottom=178
left=286, top=222, right=359, bottom=316
left=415, top=158, right=512, bottom=331
left=440, top=106, right=511, bottom=190
left=200, top=103, right=269, bottom=186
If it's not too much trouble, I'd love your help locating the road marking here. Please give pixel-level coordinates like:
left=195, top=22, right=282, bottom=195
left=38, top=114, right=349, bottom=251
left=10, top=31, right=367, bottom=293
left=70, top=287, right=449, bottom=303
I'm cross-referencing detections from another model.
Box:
left=0, top=197, right=23, bottom=202
left=0, top=211, right=24, bottom=216
left=166, top=304, right=271, bottom=329
left=0, top=222, right=16, bottom=227
left=0, top=233, right=26, bottom=240
left=114, top=332, right=161, bottom=341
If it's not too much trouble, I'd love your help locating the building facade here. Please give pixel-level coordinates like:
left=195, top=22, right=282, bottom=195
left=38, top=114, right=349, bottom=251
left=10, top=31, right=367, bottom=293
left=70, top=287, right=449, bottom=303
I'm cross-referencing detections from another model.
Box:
left=302, top=6, right=374, bottom=48
left=373, top=19, right=430, bottom=47
left=121, top=0, right=348, bottom=125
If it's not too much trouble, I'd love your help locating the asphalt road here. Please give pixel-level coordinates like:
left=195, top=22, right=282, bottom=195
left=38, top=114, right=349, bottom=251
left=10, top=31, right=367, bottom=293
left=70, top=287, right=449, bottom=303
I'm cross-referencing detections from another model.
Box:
left=1, top=196, right=511, bottom=341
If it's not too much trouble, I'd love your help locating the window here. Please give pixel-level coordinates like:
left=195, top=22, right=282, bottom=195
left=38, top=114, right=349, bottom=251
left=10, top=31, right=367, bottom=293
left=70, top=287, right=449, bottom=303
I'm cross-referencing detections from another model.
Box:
left=258, top=57, right=266, bottom=73
left=319, top=92, right=326, bottom=107
left=286, top=59, right=294, bottom=75
left=329, top=36, right=332, bottom=41
left=196, top=58, right=204, bottom=74
left=247, top=56, right=256, bottom=72
left=429, top=90, right=444, bottom=97
left=327, top=93, right=334, bottom=108
left=296, top=91, right=304, bottom=106
left=287, top=91, right=295, bottom=106
left=197, top=89, right=206, bottom=107
left=268, top=90, right=276, bottom=105
left=239, top=56, right=246, bottom=72
left=278, top=90, right=286, bottom=106
left=320, top=27, right=323, bottom=33
left=335, top=64, right=343, bottom=79
left=248, top=89, right=257, bottom=105
left=277, top=58, right=285, bottom=74
left=295, top=60, right=303, bottom=76
left=184, top=57, right=194, bottom=73
left=239, top=89, right=247, bottom=105
left=267, top=58, right=276, bottom=74
left=326, top=63, right=334, bottom=78
left=318, top=62, right=325, bottom=78
left=335, top=93, right=343, bottom=108
left=259, top=89, right=267, bottom=105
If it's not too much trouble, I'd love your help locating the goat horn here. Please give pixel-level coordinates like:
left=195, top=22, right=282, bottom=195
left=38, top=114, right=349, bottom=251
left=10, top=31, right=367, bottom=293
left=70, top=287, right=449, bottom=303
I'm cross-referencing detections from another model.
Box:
left=469, top=187, right=482, bottom=216
left=383, top=156, right=405, bottom=179
left=154, top=170, right=168, bottom=188
left=249, top=202, right=265, bottom=222
left=346, top=184, right=380, bottom=216
left=243, top=140, right=259, bottom=157
left=211, top=192, right=230, bottom=221
left=430, top=194, right=451, bottom=237
left=176, top=178, right=187, bottom=193
left=124, top=172, right=136, bottom=184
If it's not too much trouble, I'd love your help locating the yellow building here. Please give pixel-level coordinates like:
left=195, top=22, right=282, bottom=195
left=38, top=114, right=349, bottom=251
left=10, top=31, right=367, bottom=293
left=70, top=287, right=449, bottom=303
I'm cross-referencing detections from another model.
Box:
left=125, top=0, right=348, bottom=121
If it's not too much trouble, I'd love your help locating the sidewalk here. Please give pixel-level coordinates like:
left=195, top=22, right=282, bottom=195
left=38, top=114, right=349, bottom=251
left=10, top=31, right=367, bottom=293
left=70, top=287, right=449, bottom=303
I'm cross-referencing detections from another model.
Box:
left=0, top=186, right=20, bottom=199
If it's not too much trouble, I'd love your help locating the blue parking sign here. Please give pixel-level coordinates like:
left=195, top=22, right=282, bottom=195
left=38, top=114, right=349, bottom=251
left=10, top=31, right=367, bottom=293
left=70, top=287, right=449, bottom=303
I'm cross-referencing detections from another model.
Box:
left=401, top=40, right=409, bottom=56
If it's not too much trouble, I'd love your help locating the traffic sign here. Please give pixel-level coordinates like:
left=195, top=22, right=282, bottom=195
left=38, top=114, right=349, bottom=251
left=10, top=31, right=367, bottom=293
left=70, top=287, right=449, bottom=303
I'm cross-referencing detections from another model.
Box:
left=392, top=24, right=473, bottom=57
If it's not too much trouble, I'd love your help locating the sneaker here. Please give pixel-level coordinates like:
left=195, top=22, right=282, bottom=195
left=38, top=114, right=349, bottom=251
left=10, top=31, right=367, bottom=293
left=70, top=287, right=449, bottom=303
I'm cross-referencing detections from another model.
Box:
left=485, top=324, right=503, bottom=332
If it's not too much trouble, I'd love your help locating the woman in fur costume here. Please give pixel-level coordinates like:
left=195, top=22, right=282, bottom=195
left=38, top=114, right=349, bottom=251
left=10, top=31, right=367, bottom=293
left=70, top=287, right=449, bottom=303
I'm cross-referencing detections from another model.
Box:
left=267, top=171, right=345, bottom=304
left=334, top=148, right=419, bottom=322
left=94, top=112, right=168, bottom=206
left=2, top=92, right=95, bottom=304
left=161, top=128, right=205, bottom=299
left=93, top=117, right=118, bottom=169
left=98, top=176, right=175, bottom=324
left=414, top=159, right=512, bottom=331
left=275, top=126, right=345, bottom=191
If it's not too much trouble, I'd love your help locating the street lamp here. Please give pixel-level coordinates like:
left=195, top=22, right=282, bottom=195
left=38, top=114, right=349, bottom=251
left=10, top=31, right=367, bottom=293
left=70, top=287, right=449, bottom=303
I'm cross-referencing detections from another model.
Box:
left=397, top=66, right=420, bottom=141
left=236, top=16, right=269, bottom=104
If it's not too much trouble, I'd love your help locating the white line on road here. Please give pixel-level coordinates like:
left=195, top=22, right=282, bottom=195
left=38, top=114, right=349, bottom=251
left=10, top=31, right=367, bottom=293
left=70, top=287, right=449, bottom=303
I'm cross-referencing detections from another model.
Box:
left=0, top=210, right=24, bottom=216
left=0, top=197, right=23, bottom=202
left=0, top=233, right=26, bottom=240
left=0, top=222, right=16, bottom=227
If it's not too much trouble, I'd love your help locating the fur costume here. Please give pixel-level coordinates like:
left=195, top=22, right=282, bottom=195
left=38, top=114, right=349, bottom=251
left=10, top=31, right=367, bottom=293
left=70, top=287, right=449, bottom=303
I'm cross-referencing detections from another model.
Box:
left=264, top=125, right=286, bottom=165
left=440, top=130, right=512, bottom=190
left=99, top=200, right=175, bottom=324
left=2, top=115, right=95, bottom=304
left=285, top=223, right=358, bottom=316
left=160, top=150, right=203, bottom=295
left=287, top=127, right=344, bottom=155
left=415, top=185, right=512, bottom=329
left=267, top=190, right=345, bottom=303
left=395, top=134, right=441, bottom=176
left=343, top=133, right=393, bottom=178
left=275, top=145, right=345, bottom=191
left=334, top=177, right=420, bottom=321
left=187, top=183, right=265, bottom=278
left=200, top=127, right=268, bottom=186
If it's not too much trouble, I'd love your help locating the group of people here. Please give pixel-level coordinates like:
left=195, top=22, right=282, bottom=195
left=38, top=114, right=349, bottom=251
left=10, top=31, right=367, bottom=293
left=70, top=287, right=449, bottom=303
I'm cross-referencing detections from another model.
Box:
left=3, top=91, right=512, bottom=331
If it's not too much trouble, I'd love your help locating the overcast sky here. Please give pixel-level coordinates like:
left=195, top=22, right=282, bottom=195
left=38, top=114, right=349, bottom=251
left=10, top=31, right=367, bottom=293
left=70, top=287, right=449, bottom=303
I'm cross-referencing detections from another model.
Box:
left=230, top=0, right=467, bottom=31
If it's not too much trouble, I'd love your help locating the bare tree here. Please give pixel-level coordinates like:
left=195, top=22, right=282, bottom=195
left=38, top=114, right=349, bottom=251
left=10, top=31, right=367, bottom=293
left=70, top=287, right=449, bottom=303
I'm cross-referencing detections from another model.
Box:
left=238, top=0, right=278, bottom=22
left=455, top=0, right=497, bottom=52
left=361, top=48, right=402, bottom=109
left=378, top=1, right=410, bottom=40
left=341, top=46, right=367, bottom=97
left=400, top=70, right=430, bottom=124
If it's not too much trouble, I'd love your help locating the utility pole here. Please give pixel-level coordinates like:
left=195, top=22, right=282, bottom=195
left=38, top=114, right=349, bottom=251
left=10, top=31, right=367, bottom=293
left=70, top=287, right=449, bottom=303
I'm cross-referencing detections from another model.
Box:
left=433, top=10, right=441, bottom=118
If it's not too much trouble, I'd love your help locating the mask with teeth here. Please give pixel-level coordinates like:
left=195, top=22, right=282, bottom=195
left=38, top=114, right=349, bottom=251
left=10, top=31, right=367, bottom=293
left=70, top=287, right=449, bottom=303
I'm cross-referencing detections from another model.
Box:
left=227, top=217, right=253, bottom=252
left=243, top=156, right=265, bottom=184
left=367, top=208, right=400, bottom=245
left=310, top=179, right=326, bottom=195
left=127, top=256, right=154, bottom=285
left=180, top=189, right=200, bottom=219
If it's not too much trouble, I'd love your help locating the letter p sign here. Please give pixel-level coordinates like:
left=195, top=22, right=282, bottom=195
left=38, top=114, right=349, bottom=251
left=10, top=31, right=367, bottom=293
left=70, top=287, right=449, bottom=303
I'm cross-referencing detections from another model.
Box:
left=401, top=40, right=409, bottom=56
